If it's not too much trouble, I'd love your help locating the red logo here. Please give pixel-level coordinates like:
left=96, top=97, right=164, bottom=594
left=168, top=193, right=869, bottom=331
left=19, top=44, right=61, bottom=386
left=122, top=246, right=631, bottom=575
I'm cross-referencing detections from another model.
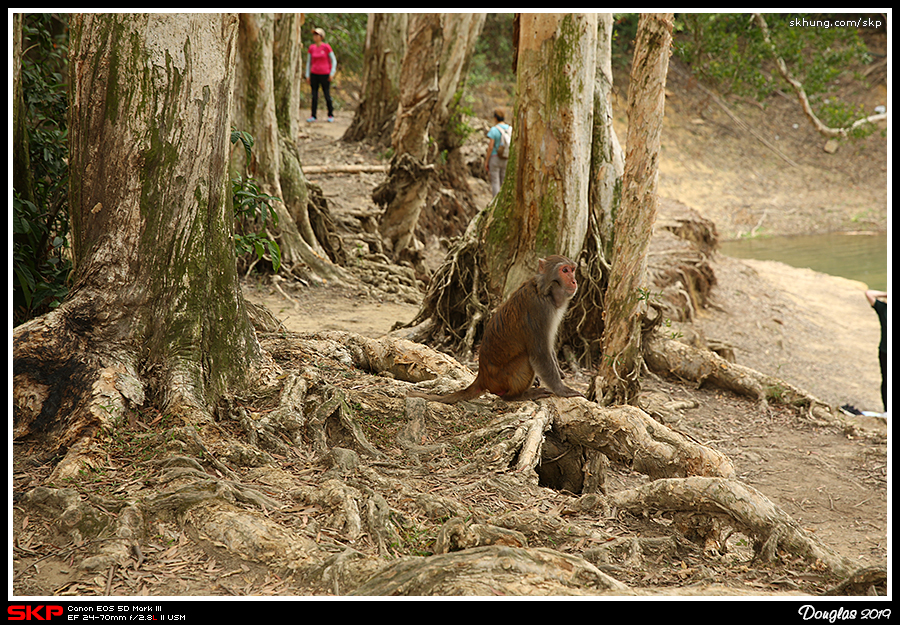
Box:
left=7, top=606, right=64, bottom=621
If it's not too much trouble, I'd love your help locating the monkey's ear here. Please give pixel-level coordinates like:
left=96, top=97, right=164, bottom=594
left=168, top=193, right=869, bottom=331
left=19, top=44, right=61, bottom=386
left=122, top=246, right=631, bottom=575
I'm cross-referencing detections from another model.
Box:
left=537, top=257, right=548, bottom=272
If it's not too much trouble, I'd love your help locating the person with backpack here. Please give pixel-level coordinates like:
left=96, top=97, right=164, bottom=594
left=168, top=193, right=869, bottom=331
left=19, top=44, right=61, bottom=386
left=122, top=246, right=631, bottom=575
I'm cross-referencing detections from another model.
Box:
left=485, top=108, right=512, bottom=196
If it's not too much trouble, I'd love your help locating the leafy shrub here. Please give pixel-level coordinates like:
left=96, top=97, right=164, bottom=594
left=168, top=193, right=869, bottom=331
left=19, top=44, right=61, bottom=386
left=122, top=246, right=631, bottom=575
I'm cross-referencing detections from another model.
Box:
left=230, top=129, right=282, bottom=273
left=14, top=14, right=71, bottom=325
left=673, top=13, right=872, bottom=129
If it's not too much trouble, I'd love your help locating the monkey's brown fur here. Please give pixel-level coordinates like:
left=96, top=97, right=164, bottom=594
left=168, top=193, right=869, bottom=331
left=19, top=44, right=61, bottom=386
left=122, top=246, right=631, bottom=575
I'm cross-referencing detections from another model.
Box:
left=409, top=255, right=583, bottom=403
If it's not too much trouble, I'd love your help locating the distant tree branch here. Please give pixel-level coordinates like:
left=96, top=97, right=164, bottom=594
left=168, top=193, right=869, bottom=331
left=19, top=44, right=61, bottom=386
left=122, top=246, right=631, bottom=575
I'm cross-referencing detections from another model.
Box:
left=752, top=13, right=886, bottom=139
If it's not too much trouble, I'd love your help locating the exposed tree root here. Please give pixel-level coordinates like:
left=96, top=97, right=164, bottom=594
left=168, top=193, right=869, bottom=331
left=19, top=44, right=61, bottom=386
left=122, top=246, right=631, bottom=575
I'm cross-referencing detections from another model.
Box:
left=609, top=476, right=855, bottom=576
left=553, top=399, right=735, bottom=479
left=14, top=329, right=879, bottom=595
left=644, top=332, right=838, bottom=424
left=402, top=232, right=491, bottom=359
left=349, top=545, right=631, bottom=596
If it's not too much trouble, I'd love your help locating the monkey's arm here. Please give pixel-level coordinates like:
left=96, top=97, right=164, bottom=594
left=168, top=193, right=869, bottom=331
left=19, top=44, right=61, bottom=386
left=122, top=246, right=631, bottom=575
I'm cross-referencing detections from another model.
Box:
left=528, top=338, right=582, bottom=398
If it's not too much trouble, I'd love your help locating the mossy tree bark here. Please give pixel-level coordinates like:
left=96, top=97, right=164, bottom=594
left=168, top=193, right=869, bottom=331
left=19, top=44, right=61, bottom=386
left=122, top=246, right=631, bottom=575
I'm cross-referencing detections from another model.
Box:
left=13, top=13, right=261, bottom=481
left=409, top=13, right=603, bottom=359
left=494, top=13, right=597, bottom=293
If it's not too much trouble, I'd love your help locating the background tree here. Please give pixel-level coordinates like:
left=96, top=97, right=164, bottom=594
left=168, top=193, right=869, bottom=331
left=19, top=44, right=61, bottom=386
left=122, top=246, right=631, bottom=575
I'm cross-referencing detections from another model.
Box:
left=13, top=13, right=260, bottom=481
left=751, top=13, right=885, bottom=138
left=373, top=14, right=443, bottom=263
left=342, top=13, right=408, bottom=146
left=593, top=13, right=674, bottom=406
left=374, top=13, right=485, bottom=265
left=674, top=12, right=882, bottom=139
left=232, top=13, right=348, bottom=283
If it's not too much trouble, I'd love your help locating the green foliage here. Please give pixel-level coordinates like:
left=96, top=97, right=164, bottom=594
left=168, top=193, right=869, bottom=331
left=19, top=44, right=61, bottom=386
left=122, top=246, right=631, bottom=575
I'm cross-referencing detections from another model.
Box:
left=230, top=129, right=282, bottom=273
left=14, top=14, right=72, bottom=325
left=611, top=13, right=640, bottom=63
left=673, top=13, right=872, bottom=128
left=469, top=13, right=516, bottom=85
left=13, top=194, right=71, bottom=324
left=445, top=88, right=476, bottom=146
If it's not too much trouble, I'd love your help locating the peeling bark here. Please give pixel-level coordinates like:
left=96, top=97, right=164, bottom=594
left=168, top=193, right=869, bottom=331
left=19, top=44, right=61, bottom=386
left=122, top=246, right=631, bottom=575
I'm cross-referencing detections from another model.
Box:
left=595, top=13, right=674, bottom=406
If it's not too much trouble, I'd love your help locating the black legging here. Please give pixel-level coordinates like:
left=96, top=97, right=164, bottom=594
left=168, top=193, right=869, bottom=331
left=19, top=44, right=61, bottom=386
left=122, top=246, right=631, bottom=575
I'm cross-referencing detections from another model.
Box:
left=309, top=73, right=333, bottom=119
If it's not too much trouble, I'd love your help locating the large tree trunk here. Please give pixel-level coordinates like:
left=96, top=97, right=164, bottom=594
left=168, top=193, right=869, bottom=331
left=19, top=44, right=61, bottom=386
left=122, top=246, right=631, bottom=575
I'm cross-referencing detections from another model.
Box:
left=493, top=13, right=597, bottom=293
left=13, top=13, right=259, bottom=481
left=409, top=13, right=599, bottom=359
left=593, top=13, right=673, bottom=406
left=342, top=13, right=408, bottom=146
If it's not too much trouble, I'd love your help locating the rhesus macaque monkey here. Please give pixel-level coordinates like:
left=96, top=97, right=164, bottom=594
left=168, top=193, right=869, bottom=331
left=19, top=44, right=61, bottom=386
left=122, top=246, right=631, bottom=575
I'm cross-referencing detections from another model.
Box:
left=410, top=255, right=584, bottom=403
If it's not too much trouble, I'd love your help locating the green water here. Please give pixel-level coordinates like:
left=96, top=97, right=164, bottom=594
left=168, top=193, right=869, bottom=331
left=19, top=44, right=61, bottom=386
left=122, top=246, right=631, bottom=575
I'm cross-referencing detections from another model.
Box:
left=718, top=232, right=889, bottom=291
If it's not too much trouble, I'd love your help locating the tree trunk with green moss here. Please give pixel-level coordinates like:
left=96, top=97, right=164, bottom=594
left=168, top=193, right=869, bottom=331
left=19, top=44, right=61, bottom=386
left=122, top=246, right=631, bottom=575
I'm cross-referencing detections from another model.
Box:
left=485, top=13, right=597, bottom=298
left=13, top=13, right=261, bottom=481
left=408, top=13, right=599, bottom=358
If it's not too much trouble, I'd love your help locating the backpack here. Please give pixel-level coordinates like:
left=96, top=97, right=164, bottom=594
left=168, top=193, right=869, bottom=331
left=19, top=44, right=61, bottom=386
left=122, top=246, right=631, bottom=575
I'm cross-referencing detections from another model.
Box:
left=497, top=124, right=512, bottom=159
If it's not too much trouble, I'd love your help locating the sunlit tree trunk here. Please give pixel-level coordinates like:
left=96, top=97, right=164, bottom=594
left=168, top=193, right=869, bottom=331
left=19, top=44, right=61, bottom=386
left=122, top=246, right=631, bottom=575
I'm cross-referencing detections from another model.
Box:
left=13, top=13, right=259, bottom=481
left=594, top=13, right=673, bottom=406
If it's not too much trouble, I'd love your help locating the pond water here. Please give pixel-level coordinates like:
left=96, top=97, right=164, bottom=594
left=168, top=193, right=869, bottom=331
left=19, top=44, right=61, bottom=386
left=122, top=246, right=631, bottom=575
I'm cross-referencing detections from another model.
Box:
left=718, top=232, right=889, bottom=292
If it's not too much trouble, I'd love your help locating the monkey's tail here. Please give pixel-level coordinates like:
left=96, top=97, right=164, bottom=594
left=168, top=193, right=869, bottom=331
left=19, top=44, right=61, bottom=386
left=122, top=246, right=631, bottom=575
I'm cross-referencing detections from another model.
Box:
left=407, top=380, right=485, bottom=404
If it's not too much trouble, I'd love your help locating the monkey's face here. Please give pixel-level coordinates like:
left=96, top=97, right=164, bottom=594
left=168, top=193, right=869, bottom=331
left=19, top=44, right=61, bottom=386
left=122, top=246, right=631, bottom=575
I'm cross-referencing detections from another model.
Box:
left=558, top=263, right=577, bottom=296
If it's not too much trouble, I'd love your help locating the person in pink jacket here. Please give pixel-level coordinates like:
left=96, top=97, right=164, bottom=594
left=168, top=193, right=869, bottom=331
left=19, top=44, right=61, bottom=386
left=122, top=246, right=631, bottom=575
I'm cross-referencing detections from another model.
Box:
left=306, top=27, right=337, bottom=122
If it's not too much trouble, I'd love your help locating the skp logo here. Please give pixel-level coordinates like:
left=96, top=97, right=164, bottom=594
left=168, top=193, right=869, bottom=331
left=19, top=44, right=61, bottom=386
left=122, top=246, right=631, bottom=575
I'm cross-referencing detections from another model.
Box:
left=7, top=606, right=64, bottom=621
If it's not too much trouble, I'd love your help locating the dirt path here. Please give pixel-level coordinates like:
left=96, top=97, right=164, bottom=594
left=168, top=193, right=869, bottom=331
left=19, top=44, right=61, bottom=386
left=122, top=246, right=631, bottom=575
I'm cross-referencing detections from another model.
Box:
left=261, top=105, right=887, bottom=414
